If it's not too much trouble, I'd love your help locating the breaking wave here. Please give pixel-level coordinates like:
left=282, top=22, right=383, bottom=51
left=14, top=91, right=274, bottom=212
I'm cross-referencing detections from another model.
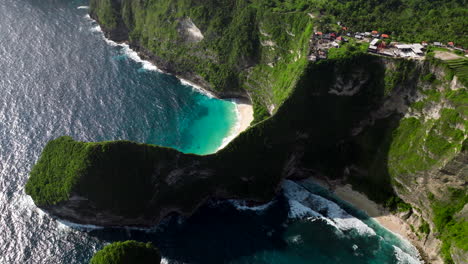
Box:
left=282, top=180, right=376, bottom=236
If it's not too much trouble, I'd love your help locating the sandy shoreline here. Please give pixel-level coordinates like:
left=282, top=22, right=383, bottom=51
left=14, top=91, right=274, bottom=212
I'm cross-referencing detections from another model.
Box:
left=310, top=177, right=429, bottom=262
left=332, top=184, right=414, bottom=239
left=91, top=19, right=255, bottom=151
left=232, top=98, right=254, bottom=135
left=217, top=98, right=254, bottom=151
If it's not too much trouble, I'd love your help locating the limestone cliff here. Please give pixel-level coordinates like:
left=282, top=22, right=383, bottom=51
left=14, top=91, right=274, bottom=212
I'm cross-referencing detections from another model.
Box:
left=25, top=1, right=467, bottom=262
left=89, top=0, right=313, bottom=122
left=344, top=58, right=467, bottom=263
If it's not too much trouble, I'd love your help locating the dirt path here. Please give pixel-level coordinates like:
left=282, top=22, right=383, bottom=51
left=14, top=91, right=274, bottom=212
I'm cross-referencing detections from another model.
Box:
left=434, top=50, right=463, bottom=60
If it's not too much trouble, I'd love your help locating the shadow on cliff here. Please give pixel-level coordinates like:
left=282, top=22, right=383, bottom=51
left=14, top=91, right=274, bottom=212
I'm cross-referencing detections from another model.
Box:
left=81, top=55, right=427, bottom=262
left=275, top=55, right=423, bottom=211
left=87, top=196, right=291, bottom=263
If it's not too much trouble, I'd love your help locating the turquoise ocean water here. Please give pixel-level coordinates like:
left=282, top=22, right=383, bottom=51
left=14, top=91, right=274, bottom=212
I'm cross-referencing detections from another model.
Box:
left=0, top=0, right=422, bottom=263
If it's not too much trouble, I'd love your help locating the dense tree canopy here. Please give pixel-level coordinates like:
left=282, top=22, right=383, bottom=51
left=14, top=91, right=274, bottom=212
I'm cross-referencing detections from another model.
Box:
left=90, top=241, right=161, bottom=264
left=262, top=0, right=468, bottom=47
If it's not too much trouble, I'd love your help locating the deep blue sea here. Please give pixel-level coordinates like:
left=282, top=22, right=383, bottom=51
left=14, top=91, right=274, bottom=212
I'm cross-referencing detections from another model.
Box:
left=0, top=1, right=422, bottom=263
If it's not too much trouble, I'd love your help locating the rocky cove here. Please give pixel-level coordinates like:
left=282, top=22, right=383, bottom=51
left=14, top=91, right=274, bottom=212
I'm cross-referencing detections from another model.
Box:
left=25, top=0, right=467, bottom=263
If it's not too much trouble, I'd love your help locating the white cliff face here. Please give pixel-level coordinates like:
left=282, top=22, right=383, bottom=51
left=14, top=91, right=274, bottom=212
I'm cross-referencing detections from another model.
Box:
left=178, top=18, right=204, bottom=43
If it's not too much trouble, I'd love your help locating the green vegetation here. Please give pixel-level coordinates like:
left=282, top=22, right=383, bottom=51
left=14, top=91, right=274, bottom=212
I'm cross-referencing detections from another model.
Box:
left=419, top=220, right=430, bottom=234
left=432, top=188, right=468, bottom=264
left=27, top=54, right=395, bottom=216
left=446, top=58, right=468, bottom=87
left=25, top=136, right=92, bottom=206
left=426, top=53, right=468, bottom=88
left=90, top=0, right=118, bottom=28
left=25, top=0, right=468, bottom=262
left=421, top=73, right=437, bottom=83
left=90, top=241, right=161, bottom=264
left=383, top=59, right=417, bottom=96
left=388, top=86, right=467, bottom=179
left=327, top=40, right=368, bottom=60
left=308, top=0, right=467, bottom=47
left=90, top=0, right=315, bottom=118
left=385, top=196, right=412, bottom=212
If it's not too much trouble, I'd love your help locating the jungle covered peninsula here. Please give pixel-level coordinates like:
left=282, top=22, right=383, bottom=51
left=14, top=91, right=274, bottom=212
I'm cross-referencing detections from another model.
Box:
left=25, top=0, right=467, bottom=263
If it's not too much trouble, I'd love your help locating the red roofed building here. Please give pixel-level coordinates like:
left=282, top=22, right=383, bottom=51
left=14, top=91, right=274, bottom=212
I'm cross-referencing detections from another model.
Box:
left=448, top=42, right=454, bottom=46
left=342, top=27, right=348, bottom=31
left=336, top=36, right=343, bottom=41
left=372, top=30, right=378, bottom=34
left=381, top=34, right=389, bottom=38
left=378, top=41, right=386, bottom=49
left=315, top=32, right=323, bottom=35
left=330, top=33, right=336, bottom=38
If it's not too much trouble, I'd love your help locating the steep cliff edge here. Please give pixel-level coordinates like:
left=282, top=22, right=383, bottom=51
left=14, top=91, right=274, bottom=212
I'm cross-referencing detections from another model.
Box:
left=89, top=0, right=313, bottom=122
left=26, top=1, right=467, bottom=261
left=26, top=53, right=467, bottom=262
left=344, top=58, right=467, bottom=263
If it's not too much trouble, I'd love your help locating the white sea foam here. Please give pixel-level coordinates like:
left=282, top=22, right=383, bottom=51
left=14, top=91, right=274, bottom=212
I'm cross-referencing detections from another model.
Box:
left=85, top=17, right=218, bottom=97
left=56, top=218, right=165, bottom=233
left=288, top=235, right=303, bottom=244
left=83, top=15, right=223, bottom=98
left=393, top=245, right=423, bottom=264
left=56, top=219, right=104, bottom=231
left=228, top=199, right=274, bottom=211
left=217, top=100, right=241, bottom=151
left=90, top=25, right=102, bottom=33
left=119, top=43, right=162, bottom=72
left=310, top=192, right=376, bottom=236
left=179, top=78, right=215, bottom=98
left=282, top=180, right=376, bottom=236
left=288, top=200, right=321, bottom=218
left=84, top=14, right=244, bottom=155
left=283, top=181, right=340, bottom=229
left=77, top=6, right=89, bottom=9
left=85, top=15, right=162, bottom=73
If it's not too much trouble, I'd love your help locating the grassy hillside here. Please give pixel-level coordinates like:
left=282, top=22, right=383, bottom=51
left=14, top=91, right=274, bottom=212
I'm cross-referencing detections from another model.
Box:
left=279, top=0, right=467, bottom=47
left=90, top=0, right=314, bottom=123
left=26, top=53, right=390, bottom=215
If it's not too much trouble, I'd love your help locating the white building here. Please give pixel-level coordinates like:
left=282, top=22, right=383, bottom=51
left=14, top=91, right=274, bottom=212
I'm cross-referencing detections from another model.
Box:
left=411, top=44, right=424, bottom=55
left=370, top=38, right=380, bottom=46
left=368, top=45, right=378, bottom=53
left=395, top=43, right=425, bottom=57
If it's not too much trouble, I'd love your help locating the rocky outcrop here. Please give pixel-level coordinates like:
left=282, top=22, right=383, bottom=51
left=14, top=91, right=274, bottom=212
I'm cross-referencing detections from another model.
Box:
left=29, top=3, right=468, bottom=258
left=344, top=58, right=467, bottom=264
left=89, top=0, right=315, bottom=120
left=27, top=137, right=284, bottom=227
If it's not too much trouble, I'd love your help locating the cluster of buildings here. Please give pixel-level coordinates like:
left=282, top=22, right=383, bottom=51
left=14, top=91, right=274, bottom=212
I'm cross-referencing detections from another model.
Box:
left=368, top=40, right=426, bottom=58
left=308, top=30, right=350, bottom=61
left=346, top=30, right=427, bottom=58
left=309, top=28, right=466, bottom=61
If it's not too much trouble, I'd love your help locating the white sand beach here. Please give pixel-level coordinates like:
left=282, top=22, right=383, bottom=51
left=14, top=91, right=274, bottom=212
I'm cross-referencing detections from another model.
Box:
left=234, top=99, right=254, bottom=134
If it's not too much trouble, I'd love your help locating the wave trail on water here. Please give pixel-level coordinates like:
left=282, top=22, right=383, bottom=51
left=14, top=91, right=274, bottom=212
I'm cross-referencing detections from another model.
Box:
left=84, top=14, right=221, bottom=100
left=393, top=245, right=422, bottom=264
left=282, top=180, right=376, bottom=236
left=228, top=199, right=275, bottom=211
